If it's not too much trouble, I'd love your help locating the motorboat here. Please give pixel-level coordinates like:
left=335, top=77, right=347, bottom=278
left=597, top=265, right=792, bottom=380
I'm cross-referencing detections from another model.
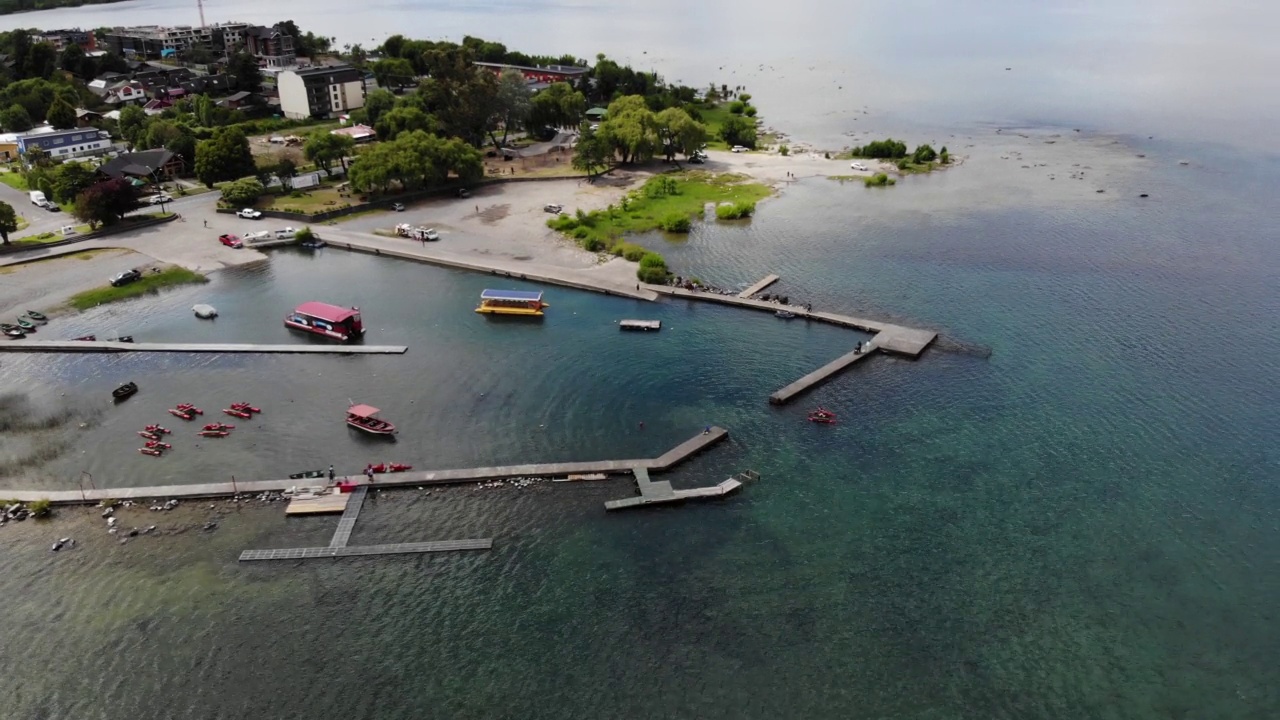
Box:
left=25, top=310, right=47, bottom=322
left=222, top=408, right=252, bottom=419
left=112, top=382, right=138, bottom=401
left=72, top=335, right=96, bottom=341
left=108, top=336, right=134, bottom=343
left=346, top=404, right=397, bottom=436
left=284, top=302, right=364, bottom=342
left=193, top=304, right=218, bottom=319
left=808, top=407, right=838, bottom=424
left=775, top=310, right=797, bottom=319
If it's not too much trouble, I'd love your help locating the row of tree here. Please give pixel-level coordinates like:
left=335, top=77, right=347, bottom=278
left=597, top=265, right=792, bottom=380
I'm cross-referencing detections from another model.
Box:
left=346, top=130, right=482, bottom=193
left=573, top=96, right=709, bottom=176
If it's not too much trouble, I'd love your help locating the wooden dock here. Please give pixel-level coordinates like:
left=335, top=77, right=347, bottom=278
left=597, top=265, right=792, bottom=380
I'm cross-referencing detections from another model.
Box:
left=329, top=485, right=367, bottom=548
left=738, top=274, right=781, bottom=298
left=0, top=341, right=408, bottom=355
left=770, top=343, right=875, bottom=405
left=604, top=468, right=756, bottom=511
left=6, top=427, right=730, bottom=505
left=619, top=319, right=661, bottom=331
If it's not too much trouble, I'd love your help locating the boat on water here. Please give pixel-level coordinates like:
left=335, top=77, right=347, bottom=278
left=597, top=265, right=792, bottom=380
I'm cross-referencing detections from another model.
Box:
left=193, top=304, right=218, bottom=319
left=202, top=423, right=234, bottom=431
left=346, top=404, right=397, bottom=436
left=808, top=407, right=838, bottom=424
left=139, top=447, right=164, bottom=457
left=775, top=310, right=797, bottom=319
left=71, top=335, right=96, bottom=341
left=112, top=382, right=138, bottom=401
left=25, top=310, right=47, bottom=323
left=176, top=403, right=203, bottom=415
left=198, top=430, right=230, bottom=438
left=230, top=402, right=261, bottom=414
left=167, top=408, right=195, bottom=420
left=137, top=430, right=161, bottom=441
left=284, top=302, right=365, bottom=342
left=289, top=469, right=326, bottom=480
left=144, top=440, right=172, bottom=449
left=223, top=407, right=252, bottom=419
left=144, top=424, right=171, bottom=434
left=368, top=463, right=413, bottom=473
left=475, top=289, right=548, bottom=317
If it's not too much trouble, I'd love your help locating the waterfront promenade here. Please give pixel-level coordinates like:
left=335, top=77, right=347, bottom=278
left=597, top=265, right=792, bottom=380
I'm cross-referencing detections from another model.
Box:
left=0, top=340, right=408, bottom=355
left=3, top=427, right=729, bottom=504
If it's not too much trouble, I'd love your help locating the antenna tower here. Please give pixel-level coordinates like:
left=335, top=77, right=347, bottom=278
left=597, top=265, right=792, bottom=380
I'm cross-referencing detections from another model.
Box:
left=197, top=0, right=207, bottom=28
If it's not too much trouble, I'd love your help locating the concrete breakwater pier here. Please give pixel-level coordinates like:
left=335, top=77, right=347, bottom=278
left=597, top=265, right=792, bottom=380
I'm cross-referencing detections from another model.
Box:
left=0, top=340, right=409, bottom=355
left=4, top=427, right=730, bottom=505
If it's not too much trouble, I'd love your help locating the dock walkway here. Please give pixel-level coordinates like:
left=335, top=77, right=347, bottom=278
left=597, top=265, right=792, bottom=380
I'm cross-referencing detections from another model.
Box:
left=604, top=468, right=756, bottom=511
left=770, top=343, right=875, bottom=405
left=6, top=427, right=729, bottom=505
left=738, top=274, right=780, bottom=298
left=329, top=486, right=367, bottom=548
left=0, top=341, right=408, bottom=355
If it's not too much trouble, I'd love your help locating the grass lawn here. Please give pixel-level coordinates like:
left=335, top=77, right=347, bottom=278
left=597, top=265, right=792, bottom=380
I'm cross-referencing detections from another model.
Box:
left=0, top=169, right=26, bottom=191
left=69, top=266, right=208, bottom=311
left=549, top=171, right=771, bottom=250
left=254, top=186, right=355, bottom=214
left=696, top=104, right=735, bottom=150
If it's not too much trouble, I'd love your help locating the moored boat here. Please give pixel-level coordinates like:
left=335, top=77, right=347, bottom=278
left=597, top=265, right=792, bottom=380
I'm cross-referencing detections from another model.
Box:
left=289, top=469, right=325, bottom=480
left=25, top=310, right=47, bottom=322
left=71, top=335, right=96, bottom=341
left=144, top=424, right=171, bottom=434
left=139, top=447, right=164, bottom=456
left=112, top=382, right=138, bottom=401
left=15, top=317, right=35, bottom=331
left=230, top=402, right=261, bottom=414
left=346, top=404, right=397, bottom=436
left=167, top=408, right=195, bottom=420
left=475, top=289, right=548, bottom=317
left=197, top=430, right=230, bottom=438
left=369, top=463, right=413, bottom=473
left=284, top=302, right=365, bottom=342
left=202, top=423, right=234, bottom=431
left=138, top=430, right=161, bottom=441
left=176, top=403, right=203, bottom=415
left=222, top=408, right=252, bottom=419
left=144, top=440, right=172, bottom=449
left=2, top=326, right=25, bottom=338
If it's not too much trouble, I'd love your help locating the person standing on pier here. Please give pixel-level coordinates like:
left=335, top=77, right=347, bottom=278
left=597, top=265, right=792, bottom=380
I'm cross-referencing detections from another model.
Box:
left=328, top=464, right=335, bottom=482
left=366, top=465, right=375, bottom=483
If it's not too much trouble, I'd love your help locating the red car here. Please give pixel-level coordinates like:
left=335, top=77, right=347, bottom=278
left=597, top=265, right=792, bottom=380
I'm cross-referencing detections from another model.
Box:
left=218, top=234, right=243, bottom=248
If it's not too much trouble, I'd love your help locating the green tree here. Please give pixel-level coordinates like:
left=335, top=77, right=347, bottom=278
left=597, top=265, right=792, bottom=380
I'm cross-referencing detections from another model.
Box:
left=46, top=98, right=76, bottom=130
left=653, top=107, right=707, bottom=162
left=911, top=143, right=937, bottom=163
left=1, top=104, right=32, bottom=132
left=529, top=82, right=586, bottom=130
left=728, top=101, right=745, bottom=115
left=227, top=52, right=263, bottom=93
left=51, top=162, right=96, bottom=204
left=372, top=57, right=416, bottom=89
left=572, top=126, right=611, bottom=178
left=599, top=95, right=657, bottom=164
left=221, top=177, right=265, bottom=206
left=25, top=42, right=57, bottom=81
left=363, top=88, right=397, bottom=127
left=375, top=105, right=435, bottom=141
left=192, top=93, right=217, bottom=127
left=303, top=131, right=355, bottom=174
left=58, top=43, right=87, bottom=78
left=0, top=201, right=17, bottom=245
left=117, top=104, right=148, bottom=149
left=194, top=127, right=255, bottom=187
left=719, top=114, right=757, bottom=149
left=489, top=67, right=532, bottom=148
left=73, top=178, right=138, bottom=229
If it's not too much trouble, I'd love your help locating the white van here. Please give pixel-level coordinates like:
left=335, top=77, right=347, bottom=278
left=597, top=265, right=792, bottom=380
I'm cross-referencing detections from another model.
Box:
left=29, top=191, right=47, bottom=206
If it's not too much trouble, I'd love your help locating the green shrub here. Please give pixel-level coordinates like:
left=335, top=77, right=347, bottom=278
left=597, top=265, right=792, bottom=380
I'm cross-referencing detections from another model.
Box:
left=571, top=226, right=591, bottom=240
left=863, top=173, right=896, bottom=187
left=639, top=252, right=667, bottom=269
left=728, top=101, right=746, bottom=114
left=221, top=177, right=265, bottom=207
left=581, top=236, right=604, bottom=251
left=778, top=145, right=789, bottom=156
left=637, top=266, right=669, bottom=284
left=739, top=93, right=752, bottom=103
left=850, top=138, right=909, bottom=159
left=715, top=201, right=755, bottom=220
left=28, top=498, right=51, bottom=517
left=549, top=215, right=578, bottom=231
left=614, top=242, right=648, bottom=261
left=295, top=227, right=315, bottom=242
left=659, top=212, right=691, bottom=233
left=744, top=105, right=758, bottom=117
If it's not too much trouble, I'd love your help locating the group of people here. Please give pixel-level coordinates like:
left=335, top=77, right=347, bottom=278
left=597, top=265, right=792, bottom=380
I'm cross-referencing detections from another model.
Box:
left=328, top=464, right=379, bottom=484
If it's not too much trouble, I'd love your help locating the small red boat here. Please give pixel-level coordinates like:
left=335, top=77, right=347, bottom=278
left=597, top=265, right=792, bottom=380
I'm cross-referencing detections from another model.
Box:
left=168, top=408, right=195, bottom=420
left=144, top=440, right=172, bottom=449
left=369, top=463, right=413, bottom=473
left=222, top=408, right=252, bottom=419
left=145, top=424, right=171, bottom=434
left=138, top=430, right=161, bottom=441
left=230, top=402, right=261, bottom=414
left=808, top=407, right=838, bottom=424
left=346, top=404, right=396, bottom=436
left=198, top=430, right=230, bottom=438
left=177, top=404, right=203, bottom=415
left=139, top=447, right=163, bottom=456
left=202, top=423, right=234, bottom=431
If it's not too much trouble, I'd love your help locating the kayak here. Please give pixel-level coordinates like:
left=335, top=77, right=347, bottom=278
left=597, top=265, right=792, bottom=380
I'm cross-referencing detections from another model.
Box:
left=222, top=408, right=252, bottom=419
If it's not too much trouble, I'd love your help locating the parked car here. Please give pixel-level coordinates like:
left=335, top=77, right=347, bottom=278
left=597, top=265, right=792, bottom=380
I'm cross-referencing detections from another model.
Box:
left=218, top=234, right=243, bottom=248
left=41, top=201, right=60, bottom=212
left=543, top=204, right=564, bottom=214
left=273, top=227, right=297, bottom=239
left=148, top=194, right=173, bottom=205
left=236, top=208, right=262, bottom=219
left=110, top=269, right=142, bottom=287
left=422, top=228, right=440, bottom=242
left=456, top=188, right=471, bottom=198
left=391, top=203, right=405, bottom=212
left=850, top=162, right=869, bottom=172
left=731, top=145, right=748, bottom=153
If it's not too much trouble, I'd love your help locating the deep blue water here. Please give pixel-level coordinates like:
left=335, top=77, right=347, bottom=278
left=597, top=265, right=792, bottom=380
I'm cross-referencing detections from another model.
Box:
left=1, top=1, right=1279, bottom=718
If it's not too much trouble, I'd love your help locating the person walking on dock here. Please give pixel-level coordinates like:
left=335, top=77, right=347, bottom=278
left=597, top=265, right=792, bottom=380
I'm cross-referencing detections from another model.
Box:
left=328, top=465, right=335, bottom=482
left=366, top=464, right=375, bottom=484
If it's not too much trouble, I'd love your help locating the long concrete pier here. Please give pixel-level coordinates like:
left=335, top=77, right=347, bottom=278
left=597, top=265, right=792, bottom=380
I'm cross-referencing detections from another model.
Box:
left=5, top=427, right=729, bottom=504
left=0, top=341, right=408, bottom=355
left=738, top=274, right=780, bottom=298
left=769, top=343, right=875, bottom=405
left=603, top=467, right=754, bottom=511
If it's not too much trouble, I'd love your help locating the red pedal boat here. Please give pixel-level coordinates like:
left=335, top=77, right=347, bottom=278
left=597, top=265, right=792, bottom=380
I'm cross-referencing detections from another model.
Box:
left=144, top=424, right=171, bottom=434
left=198, top=430, right=230, bottom=438
left=346, top=404, right=396, bottom=436
left=808, top=407, right=838, bottom=424
left=202, top=423, right=235, bottom=431
left=139, top=447, right=163, bottom=456
left=177, top=403, right=203, bottom=415
left=144, top=440, right=172, bottom=449
left=222, top=408, right=252, bottom=419
left=369, top=463, right=413, bottom=473
left=230, top=402, right=261, bottom=414
left=137, top=430, right=161, bottom=441
left=168, top=408, right=195, bottom=420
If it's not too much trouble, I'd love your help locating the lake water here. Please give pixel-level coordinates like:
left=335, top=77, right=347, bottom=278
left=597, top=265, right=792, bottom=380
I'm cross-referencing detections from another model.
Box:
left=1, top=1, right=1278, bottom=718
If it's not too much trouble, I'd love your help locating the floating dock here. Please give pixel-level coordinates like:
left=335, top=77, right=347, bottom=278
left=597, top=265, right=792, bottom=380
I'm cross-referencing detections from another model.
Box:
left=7, top=427, right=730, bottom=505
left=241, top=482, right=491, bottom=562
left=619, top=319, right=661, bottom=331
left=0, top=341, right=408, bottom=355
left=284, top=491, right=350, bottom=515
left=604, top=468, right=756, bottom=511
left=770, top=343, right=875, bottom=405
left=738, top=274, right=781, bottom=298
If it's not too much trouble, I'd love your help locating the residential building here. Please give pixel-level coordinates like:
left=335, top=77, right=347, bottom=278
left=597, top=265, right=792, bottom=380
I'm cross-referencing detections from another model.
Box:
left=277, top=64, right=367, bottom=120
left=473, top=61, right=589, bottom=84
left=34, top=29, right=98, bottom=52
left=17, top=127, right=113, bottom=161
left=97, top=149, right=185, bottom=182
left=244, top=25, right=296, bottom=68
left=104, top=22, right=250, bottom=60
